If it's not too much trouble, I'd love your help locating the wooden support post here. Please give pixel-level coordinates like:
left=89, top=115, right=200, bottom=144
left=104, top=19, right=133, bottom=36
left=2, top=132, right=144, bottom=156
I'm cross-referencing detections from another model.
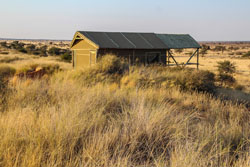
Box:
left=166, top=50, right=169, bottom=66
left=197, top=48, right=199, bottom=70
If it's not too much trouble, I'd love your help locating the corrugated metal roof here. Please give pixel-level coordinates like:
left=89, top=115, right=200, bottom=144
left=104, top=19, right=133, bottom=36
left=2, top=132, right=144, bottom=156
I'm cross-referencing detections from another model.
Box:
left=78, top=31, right=200, bottom=49
left=156, top=34, right=201, bottom=49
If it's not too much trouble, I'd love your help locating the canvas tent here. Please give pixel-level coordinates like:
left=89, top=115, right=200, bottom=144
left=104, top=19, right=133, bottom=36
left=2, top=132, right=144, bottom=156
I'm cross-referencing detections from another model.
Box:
left=70, top=31, right=201, bottom=68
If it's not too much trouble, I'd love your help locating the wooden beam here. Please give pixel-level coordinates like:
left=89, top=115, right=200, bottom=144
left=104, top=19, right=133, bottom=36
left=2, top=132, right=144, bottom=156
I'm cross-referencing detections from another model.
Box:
left=184, top=49, right=198, bottom=66
left=186, top=63, right=198, bottom=65
left=168, top=50, right=179, bottom=66
left=197, top=48, right=199, bottom=70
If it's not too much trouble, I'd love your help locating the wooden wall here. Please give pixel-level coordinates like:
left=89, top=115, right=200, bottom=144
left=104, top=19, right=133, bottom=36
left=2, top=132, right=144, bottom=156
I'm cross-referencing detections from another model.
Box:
left=71, top=39, right=97, bottom=69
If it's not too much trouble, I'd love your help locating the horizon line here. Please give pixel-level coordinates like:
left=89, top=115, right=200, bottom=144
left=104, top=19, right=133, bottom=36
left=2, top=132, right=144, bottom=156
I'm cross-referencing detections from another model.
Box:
left=1, top=37, right=250, bottom=43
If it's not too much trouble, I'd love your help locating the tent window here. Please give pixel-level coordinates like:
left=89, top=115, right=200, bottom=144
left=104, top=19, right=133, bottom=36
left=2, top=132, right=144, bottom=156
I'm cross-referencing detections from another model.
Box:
left=145, top=52, right=161, bottom=64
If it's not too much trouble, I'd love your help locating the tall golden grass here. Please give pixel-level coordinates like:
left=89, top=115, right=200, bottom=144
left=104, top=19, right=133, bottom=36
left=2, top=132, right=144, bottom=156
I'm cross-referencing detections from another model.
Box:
left=0, top=55, right=249, bottom=166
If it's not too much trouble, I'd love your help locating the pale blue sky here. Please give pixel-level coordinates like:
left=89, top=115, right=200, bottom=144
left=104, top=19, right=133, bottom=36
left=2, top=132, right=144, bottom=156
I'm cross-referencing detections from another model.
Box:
left=0, top=0, right=249, bottom=41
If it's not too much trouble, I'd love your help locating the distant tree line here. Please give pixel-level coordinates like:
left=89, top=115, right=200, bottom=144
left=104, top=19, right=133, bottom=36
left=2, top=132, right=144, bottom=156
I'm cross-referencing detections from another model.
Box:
left=0, top=41, right=72, bottom=62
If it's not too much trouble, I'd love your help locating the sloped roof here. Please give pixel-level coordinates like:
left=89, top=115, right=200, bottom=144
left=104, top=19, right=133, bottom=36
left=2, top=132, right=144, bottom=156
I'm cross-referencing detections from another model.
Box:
left=156, top=34, right=201, bottom=49
left=76, top=31, right=201, bottom=49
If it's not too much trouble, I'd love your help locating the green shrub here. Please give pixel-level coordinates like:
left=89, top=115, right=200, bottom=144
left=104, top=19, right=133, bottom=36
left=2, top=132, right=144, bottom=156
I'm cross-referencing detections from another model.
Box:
left=10, top=41, right=25, bottom=50
left=25, top=44, right=36, bottom=54
left=48, top=47, right=61, bottom=55
left=60, top=52, right=72, bottom=62
left=216, top=60, right=236, bottom=74
left=242, top=51, right=250, bottom=58
left=184, top=70, right=215, bottom=93
left=38, top=45, right=48, bottom=57
left=17, top=48, right=27, bottom=53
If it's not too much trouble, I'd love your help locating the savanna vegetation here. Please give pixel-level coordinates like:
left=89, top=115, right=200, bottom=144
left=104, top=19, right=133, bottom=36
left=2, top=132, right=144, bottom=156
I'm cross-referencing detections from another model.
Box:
left=0, top=40, right=250, bottom=166
left=0, top=41, right=72, bottom=62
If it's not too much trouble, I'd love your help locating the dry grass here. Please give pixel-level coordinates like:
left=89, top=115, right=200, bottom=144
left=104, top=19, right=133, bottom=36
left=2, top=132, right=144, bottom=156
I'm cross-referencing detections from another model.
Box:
left=0, top=41, right=250, bottom=166
left=0, top=74, right=249, bottom=166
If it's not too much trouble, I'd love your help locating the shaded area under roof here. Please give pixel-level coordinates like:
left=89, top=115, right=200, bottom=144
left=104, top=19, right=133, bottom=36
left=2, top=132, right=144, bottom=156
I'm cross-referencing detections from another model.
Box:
left=156, top=34, right=201, bottom=49
left=78, top=31, right=200, bottom=49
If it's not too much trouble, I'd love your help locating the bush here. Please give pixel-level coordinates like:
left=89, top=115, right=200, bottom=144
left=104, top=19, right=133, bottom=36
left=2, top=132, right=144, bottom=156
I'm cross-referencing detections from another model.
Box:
left=0, top=41, right=8, bottom=48
left=242, top=51, right=250, bottom=58
left=17, top=47, right=27, bottom=53
left=228, top=46, right=239, bottom=51
left=38, top=45, right=48, bottom=57
left=216, top=60, right=236, bottom=74
left=217, top=73, right=236, bottom=86
left=121, top=67, right=216, bottom=93
left=213, top=45, right=226, bottom=53
left=48, top=47, right=61, bottom=55
left=184, top=70, right=215, bottom=93
left=60, top=52, right=72, bottom=62
left=10, top=41, right=25, bottom=50
left=25, top=44, right=36, bottom=54
left=216, top=61, right=236, bottom=87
